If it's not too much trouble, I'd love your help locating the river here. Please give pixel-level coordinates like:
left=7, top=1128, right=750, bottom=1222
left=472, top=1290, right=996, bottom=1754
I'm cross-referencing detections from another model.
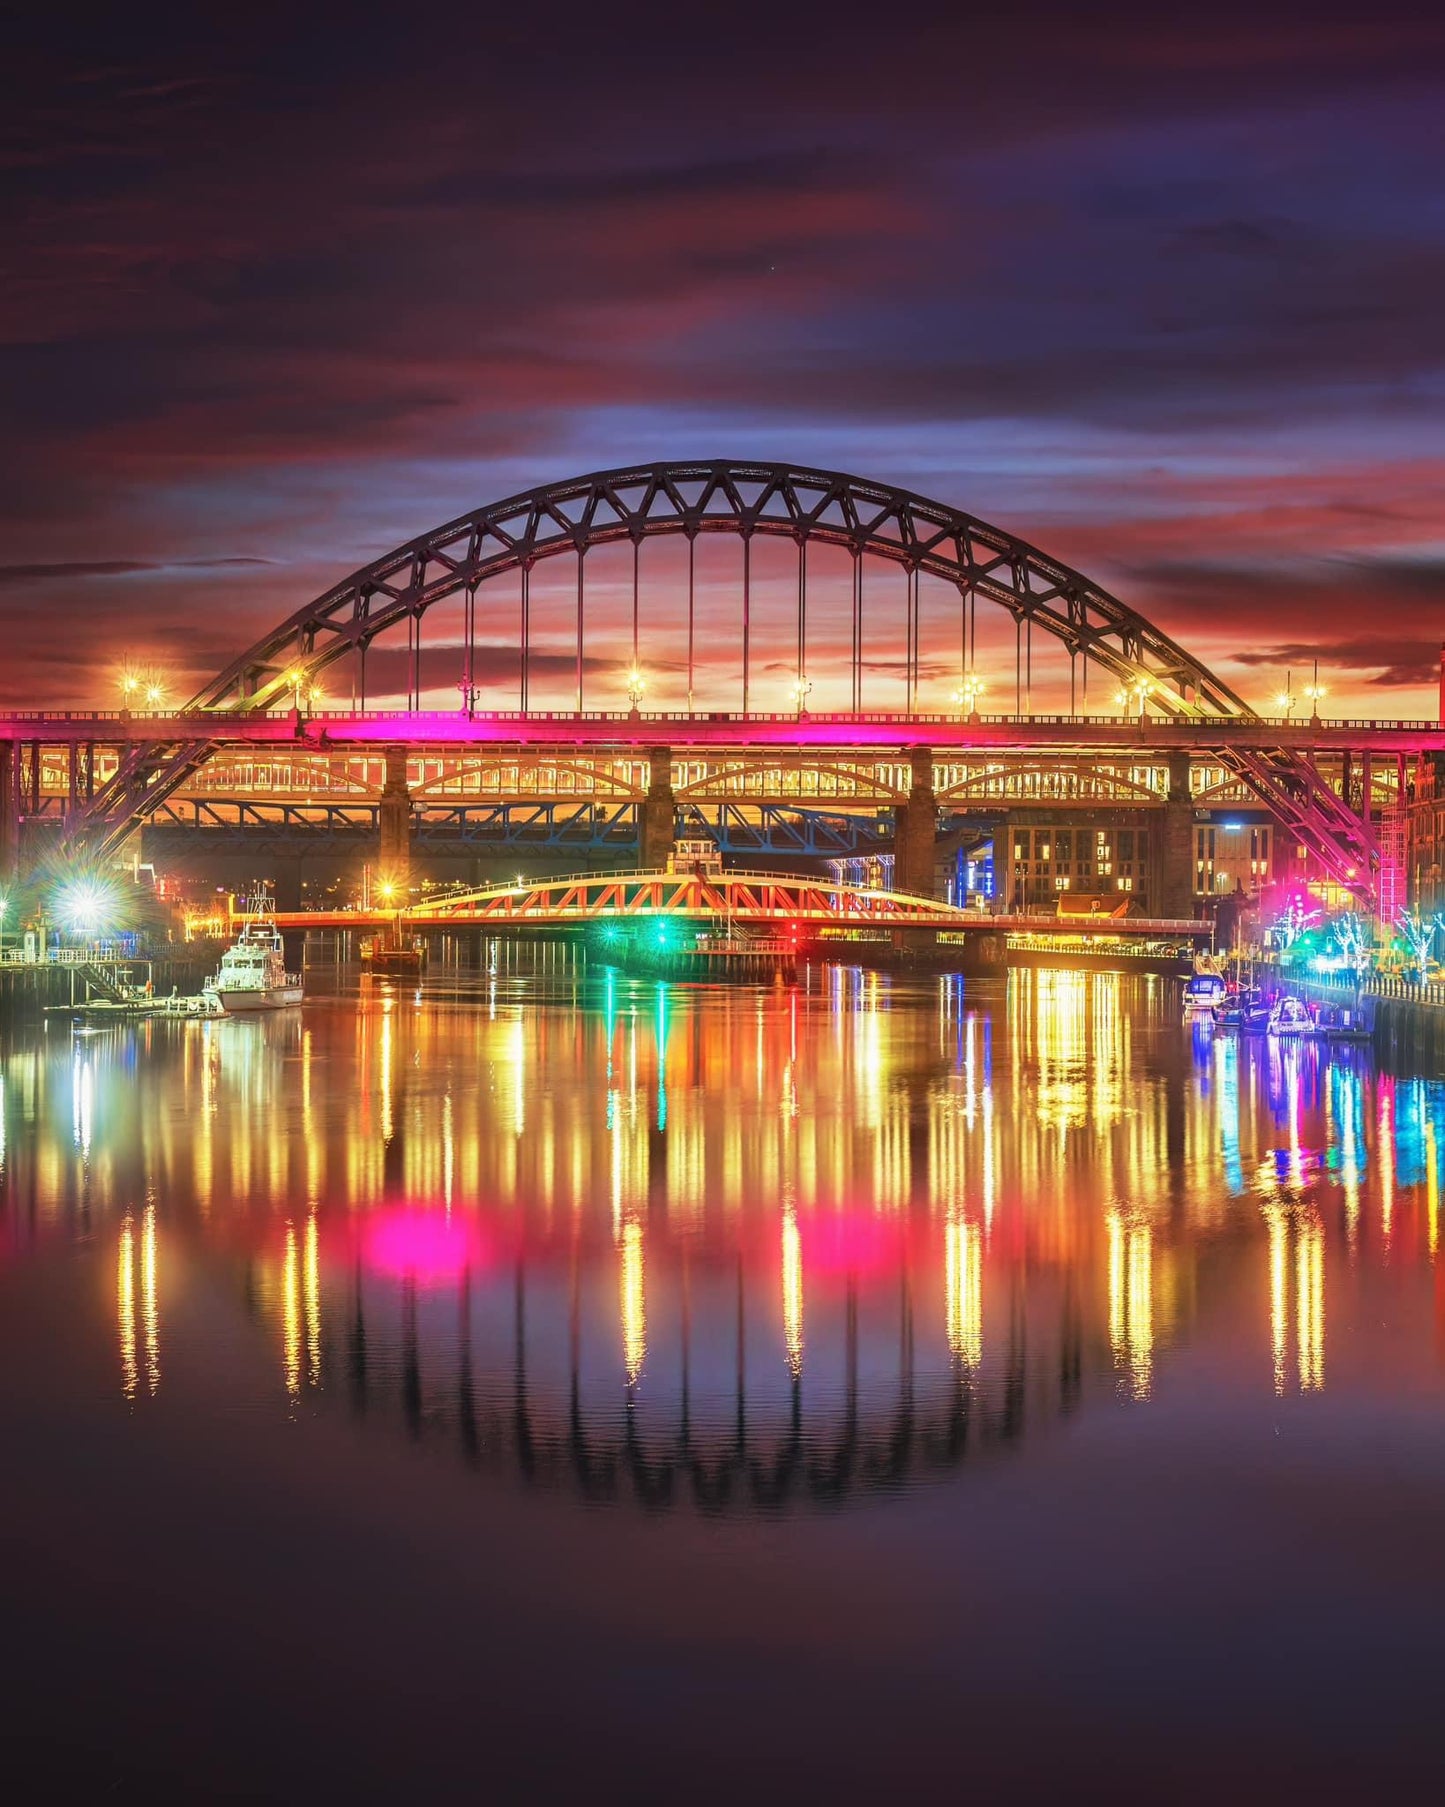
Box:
left=2, top=959, right=1443, bottom=1798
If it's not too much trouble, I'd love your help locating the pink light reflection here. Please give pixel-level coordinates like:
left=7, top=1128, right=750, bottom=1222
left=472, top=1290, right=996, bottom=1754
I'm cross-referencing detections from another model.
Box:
left=362, top=1206, right=495, bottom=1287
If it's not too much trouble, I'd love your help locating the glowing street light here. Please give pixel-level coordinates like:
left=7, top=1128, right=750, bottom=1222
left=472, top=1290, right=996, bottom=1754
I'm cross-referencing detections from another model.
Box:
left=117, top=669, right=142, bottom=709
left=952, top=673, right=985, bottom=720
left=625, top=667, right=646, bottom=712
left=791, top=676, right=812, bottom=718
left=1302, top=659, right=1326, bottom=720
left=1274, top=671, right=1297, bottom=719
left=1113, top=675, right=1154, bottom=718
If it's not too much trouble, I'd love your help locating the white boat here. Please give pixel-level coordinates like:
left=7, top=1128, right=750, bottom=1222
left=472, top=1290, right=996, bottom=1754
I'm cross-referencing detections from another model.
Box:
left=1183, top=955, right=1226, bottom=1017
left=1266, top=995, right=1312, bottom=1038
left=204, top=919, right=303, bottom=1013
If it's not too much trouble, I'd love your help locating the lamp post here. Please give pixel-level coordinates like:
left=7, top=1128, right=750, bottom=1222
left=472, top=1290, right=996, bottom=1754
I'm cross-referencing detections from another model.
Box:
left=1302, top=660, right=1326, bottom=721
left=1274, top=672, right=1296, bottom=720
left=1114, top=675, right=1152, bottom=718
left=625, top=667, right=646, bottom=715
left=791, top=676, right=812, bottom=719
left=953, top=673, right=985, bottom=723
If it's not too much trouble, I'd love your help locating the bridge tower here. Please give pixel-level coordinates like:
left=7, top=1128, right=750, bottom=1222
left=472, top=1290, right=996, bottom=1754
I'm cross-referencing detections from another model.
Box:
left=378, top=746, right=415, bottom=897
left=640, top=746, right=676, bottom=871
left=0, top=743, right=17, bottom=886
left=1159, top=752, right=1195, bottom=919
left=894, top=745, right=937, bottom=897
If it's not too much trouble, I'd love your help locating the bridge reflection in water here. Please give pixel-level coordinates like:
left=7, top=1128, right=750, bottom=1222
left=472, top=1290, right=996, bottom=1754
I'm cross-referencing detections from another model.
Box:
left=3, top=961, right=1443, bottom=1516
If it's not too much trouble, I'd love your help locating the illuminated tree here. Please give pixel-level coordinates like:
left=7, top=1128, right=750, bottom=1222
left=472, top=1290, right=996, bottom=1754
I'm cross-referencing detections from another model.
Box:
left=1395, top=909, right=1442, bottom=979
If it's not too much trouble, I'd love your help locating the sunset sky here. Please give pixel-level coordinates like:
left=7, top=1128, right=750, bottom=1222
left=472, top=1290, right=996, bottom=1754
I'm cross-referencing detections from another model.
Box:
left=3, top=2, right=1443, bottom=714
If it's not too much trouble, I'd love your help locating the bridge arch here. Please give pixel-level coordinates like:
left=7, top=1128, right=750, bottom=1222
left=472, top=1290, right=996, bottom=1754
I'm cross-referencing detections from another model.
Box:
left=190, top=459, right=1251, bottom=719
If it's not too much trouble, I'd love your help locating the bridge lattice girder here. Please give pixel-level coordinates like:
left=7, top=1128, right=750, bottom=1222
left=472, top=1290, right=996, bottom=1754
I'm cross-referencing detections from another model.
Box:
left=405, top=870, right=965, bottom=927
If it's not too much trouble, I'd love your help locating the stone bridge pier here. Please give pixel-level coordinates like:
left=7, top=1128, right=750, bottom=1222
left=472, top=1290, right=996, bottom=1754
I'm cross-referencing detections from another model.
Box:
left=378, top=746, right=416, bottom=897
left=640, top=746, right=676, bottom=871
left=1159, top=752, right=1195, bottom=919
left=894, top=745, right=938, bottom=897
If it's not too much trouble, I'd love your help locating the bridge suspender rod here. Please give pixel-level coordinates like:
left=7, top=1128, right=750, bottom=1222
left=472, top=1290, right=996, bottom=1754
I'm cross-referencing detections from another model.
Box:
left=906, top=565, right=919, bottom=714
left=1026, top=616, right=1032, bottom=716
left=687, top=535, right=695, bottom=713
left=521, top=562, right=531, bottom=713
left=852, top=550, right=862, bottom=713
left=797, top=536, right=807, bottom=700
left=464, top=583, right=475, bottom=712
left=632, top=537, right=640, bottom=669
left=742, top=533, right=751, bottom=716
left=576, top=550, right=585, bottom=713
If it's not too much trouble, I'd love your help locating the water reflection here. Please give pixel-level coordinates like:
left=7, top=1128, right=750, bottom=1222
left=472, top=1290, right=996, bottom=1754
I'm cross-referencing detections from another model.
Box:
left=3, top=964, right=1445, bottom=1514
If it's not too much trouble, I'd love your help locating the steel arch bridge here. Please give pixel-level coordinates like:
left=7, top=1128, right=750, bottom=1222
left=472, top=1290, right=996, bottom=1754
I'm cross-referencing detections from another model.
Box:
left=34, top=459, right=1391, bottom=893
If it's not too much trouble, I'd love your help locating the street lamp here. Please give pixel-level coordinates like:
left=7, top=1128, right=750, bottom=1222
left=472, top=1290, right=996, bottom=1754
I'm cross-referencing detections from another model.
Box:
left=1274, top=671, right=1296, bottom=719
left=117, top=669, right=141, bottom=711
left=1302, top=660, right=1326, bottom=720
left=625, top=667, right=646, bottom=712
left=791, top=676, right=812, bottom=718
left=952, top=673, right=985, bottom=721
left=1113, top=675, right=1153, bottom=717
left=144, top=679, right=166, bottom=709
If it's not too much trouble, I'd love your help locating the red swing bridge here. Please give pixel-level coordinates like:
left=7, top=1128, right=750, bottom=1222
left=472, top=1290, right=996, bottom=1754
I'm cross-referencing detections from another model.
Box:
left=4, top=459, right=1442, bottom=919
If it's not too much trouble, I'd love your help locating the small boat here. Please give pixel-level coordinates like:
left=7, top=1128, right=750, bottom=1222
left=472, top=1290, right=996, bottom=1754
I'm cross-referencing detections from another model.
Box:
left=361, top=935, right=429, bottom=976
left=1309, top=1002, right=1372, bottom=1043
left=1217, top=986, right=1271, bottom=1031
left=204, top=918, right=303, bottom=1013
left=1183, top=957, right=1227, bottom=1017
left=1266, top=994, right=1313, bottom=1038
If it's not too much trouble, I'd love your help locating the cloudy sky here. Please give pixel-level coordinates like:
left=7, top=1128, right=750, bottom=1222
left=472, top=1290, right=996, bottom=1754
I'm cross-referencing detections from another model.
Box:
left=3, top=1, right=1443, bottom=713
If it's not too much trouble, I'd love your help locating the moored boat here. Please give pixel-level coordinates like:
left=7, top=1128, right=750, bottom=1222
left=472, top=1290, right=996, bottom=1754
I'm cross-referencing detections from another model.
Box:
left=1266, top=994, right=1312, bottom=1038
left=1183, top=956, right=1227, bottom=1017
left=204, top=918, right=303, bottom=1013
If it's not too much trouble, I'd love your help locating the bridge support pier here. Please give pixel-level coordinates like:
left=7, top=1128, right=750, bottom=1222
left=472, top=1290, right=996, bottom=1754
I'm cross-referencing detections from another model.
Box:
left=640, top=746, right=676, bottom=871
left=378, top=746, right=415, bottom=900
left=0, top=743, right=17, bottom=886
left=894, top=746, right=937, bottom=897
left=1159, top=752, right=1195, bottom=919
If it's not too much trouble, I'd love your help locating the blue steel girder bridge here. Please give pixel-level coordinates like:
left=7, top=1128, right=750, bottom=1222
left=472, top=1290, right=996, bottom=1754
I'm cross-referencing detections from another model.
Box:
left=2, top=459, right=1442, bottom=908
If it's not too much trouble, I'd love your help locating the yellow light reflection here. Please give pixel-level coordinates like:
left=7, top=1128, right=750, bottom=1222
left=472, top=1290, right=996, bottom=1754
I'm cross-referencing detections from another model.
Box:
left=118, top=1213, right=137, bottom=1402
left=782, top=1203, right=803, bottom=1378
left=283, top=1221, right=301, bottom=1401
left=1426, top=1117, right=1439, bottom=1261
left=621, top=1218, right=645, bottom=1386
left=1106, top=1209, right=1153, bottom=1400
left=304, top=1210, right=321, bottom=1389
left=1265, top=1203, right=1288, bottom=1396
left=1296, top=1214, right=1324, bottom=1392
left=141, top=1201, right=159, bottom=1397
left=946, top=1215, right=982, bottom=1368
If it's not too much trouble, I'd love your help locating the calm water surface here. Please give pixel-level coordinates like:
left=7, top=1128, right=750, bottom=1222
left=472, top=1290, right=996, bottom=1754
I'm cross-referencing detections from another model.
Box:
left=3, top=960, right=1445, bottom=1799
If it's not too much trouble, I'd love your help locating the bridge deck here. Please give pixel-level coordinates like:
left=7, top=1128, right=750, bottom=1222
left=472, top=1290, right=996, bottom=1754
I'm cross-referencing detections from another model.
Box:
left=3, top=708, right=1443, bottom=753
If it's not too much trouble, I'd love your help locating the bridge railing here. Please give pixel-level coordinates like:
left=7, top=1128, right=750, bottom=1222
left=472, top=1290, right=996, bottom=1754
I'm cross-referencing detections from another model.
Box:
left=3, top=707, right=1442, bottom=731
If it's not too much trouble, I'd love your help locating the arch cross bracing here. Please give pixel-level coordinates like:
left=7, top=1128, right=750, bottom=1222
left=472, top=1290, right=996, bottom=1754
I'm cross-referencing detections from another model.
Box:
left=60, top=459, right=1381, bottom=895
